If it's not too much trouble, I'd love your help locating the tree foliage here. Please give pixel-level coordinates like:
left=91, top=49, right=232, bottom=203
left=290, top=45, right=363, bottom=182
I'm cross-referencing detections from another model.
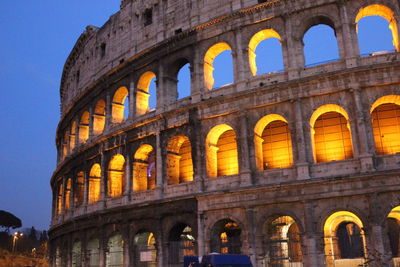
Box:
left=0, top=210, right=22, bottom=232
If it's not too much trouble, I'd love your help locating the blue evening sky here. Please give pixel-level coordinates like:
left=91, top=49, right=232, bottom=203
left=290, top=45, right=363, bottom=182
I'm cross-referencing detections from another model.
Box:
left=0, top=1, right=394, bottom=231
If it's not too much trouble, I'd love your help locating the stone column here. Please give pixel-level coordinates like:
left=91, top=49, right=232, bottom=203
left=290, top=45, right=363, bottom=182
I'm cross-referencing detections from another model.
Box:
left=246, top=208, right=257, bottom=266
left=105, top=92, right=112, bottom=130
left=191, top=46, right=204, bottom=103
left=162, top=75, right=178, bottom=105
left=155, top=131, right=164, bottom=199
left=128, top=76, right=135, bottom=120
left=239, top=112, right=253, bottom=186
left=338, top=1, right=359, bottom=67
left=233, top=27, right=249, bottom=92
left=197, top=211, right=205, bottom=256
left=99, top=227, right=107, bottom=267
left=293, top=99, right=310, bottom=179
left=283, top=13, right=302, bottom=79
left=122, top=223, right=131, bottom=267
left=100, top=152, right=107, bottom=208
left=157, top=220, right=165, bottom=267
left=156, top=65, right=165, bottom=113
left=83, top=168, right=89, bottom=207
left=124, top=150, right=132, bottom=203
left=88, top=106, right=94, bottom=140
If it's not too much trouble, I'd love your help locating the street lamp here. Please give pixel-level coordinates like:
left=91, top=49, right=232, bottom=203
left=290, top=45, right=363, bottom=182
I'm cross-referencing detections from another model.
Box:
left=12, top=232, right=23, bottom=253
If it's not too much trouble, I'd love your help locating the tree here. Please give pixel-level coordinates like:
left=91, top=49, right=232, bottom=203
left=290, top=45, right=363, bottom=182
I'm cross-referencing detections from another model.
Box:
left=29, top=227, right=37, bottom=241
left=0, top=210, right=22, bottom=232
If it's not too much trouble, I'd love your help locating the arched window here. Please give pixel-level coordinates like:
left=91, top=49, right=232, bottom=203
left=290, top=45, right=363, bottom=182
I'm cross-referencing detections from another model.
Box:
left=89, top=163, right=101, bottom=203
left=210, top=219, right=241, bottom=254
left=204, top=42, right=233, bottom=90
left=106, top=234, right=124, bottom=267
left=133, top=231, right=157, bottom=266
left=133, top=144, right=156, bottom=192
left=167, top=135, right=194, bottom=185
left=310, top=105, right=353, bottom=163
left=93, top=99, right=106, bottom=136
left=323, top=211, right=366, bottom=267
left=108, top=154, right=125, bottom=198
left=248, top=29, right=283, bottom=76
left=56, top=183, right=63, bottom=215
left=206, top=124, right=239, bottom=178
left=87, top=238, right=100, bottom=267
left=254, top=114, right=293, bottom=170
left=177, top=63, right=191, bottom=99
left=112, top=86, right=129, bottom=123
left=370, top=95, right=400, bottom=155
left=356, top=4, right=399, bottom=53
left=169, top=224, right=196, bottom=265
left=136, top=72, right=157, bottom=116
left=303, top=18, right=339, bottom=66
left=65, top=178, right=72, bottom=210
left=74, top=171, right=84, bottom=207
left=79, top=111, right=90, bottom=144
left=263, top=216, right=303, bottom=266
left=62, top=131, right=69, bottom=158
left=386, top=206, right=400, bottom=260
left=71, top=240, right=82, bottom=267
left=70, top=121, right=77, bottom=151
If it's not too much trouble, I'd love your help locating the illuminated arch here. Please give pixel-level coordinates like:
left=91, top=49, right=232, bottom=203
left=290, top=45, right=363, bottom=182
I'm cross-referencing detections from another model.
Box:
left=134, top=231, right=157, bottom=266
left=204, top=42, right=232, bottom=90
left=248, top=29, right=282, bottom=76
left=93, top=99, right=106, bottom=136
left=62, top=131, right=69, bottom=158
left=65, top=178, right=72, bottom=210
left=355, top=4, right=399, bottom=52
left=206, top=124, right=239, bottom=178
left=74, top=171, right=85, bottom=207
left=166, top=135, right=194, bottom=184
left=323, top=211, right=366, bottom=267
left=108, top=154, right=125, bottom=198
left=79, top=111, right=90, bottom=143
left=57, top=183, right=63, bottom=215
left=136, top=71, right=156, bottom=116
left=112, top=86, right=129, bottom=124
left=89, top=163, right=101, bottom=203
left=106, top=233, right=124, bottom=267
left=210, top=219, right=242, bottom=254
left=263, top=215, right=303, bottom=265
left=387, top=206, right=400, bottom=258
left=310, top=104, right=354, bottom=163
left=168, top=224, right=196, bottom=264
left=133, top=144, right=156, bottom=192
left=254, top=114, right=293, bottom=170
left=69, top=121, right=76, bottom=151
left=87, top=238, right=100, bottom=267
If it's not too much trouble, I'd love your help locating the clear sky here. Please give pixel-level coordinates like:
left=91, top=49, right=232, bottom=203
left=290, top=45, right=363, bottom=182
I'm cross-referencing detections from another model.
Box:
left=0, top=1, right=395, bottom=231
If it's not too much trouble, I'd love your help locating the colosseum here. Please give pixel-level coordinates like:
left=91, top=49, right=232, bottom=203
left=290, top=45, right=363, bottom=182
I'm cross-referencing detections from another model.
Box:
left=49, top=0, right=400, bottom=266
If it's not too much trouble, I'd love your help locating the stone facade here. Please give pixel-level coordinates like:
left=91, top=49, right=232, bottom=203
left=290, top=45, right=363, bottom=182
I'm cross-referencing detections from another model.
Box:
left=50, top=0, right=400, bottom=266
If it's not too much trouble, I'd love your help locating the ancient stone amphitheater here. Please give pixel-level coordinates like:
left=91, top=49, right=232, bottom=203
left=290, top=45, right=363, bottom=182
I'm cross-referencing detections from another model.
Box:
left=49, top=0, right=400, bottom=266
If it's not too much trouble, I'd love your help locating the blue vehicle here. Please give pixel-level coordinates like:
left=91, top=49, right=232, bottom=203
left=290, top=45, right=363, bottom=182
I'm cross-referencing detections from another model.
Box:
left=184, top=254, right=253, bottom=267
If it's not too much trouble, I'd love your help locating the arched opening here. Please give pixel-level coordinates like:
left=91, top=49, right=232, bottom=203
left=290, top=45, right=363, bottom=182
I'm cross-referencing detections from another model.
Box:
left=204, top=42, right=233, bottom=90
left=254, top=114, right=294, bottom=170
left=136, top=72, right=157, bottom=115
left=87, top=238, right=100, bottom=267
left=133, top=144, right=156, bottom=192
left=324, top=211, right=367, bottom=267
left=387, top=206, right=400, bottom=264
left=356, top=4, right=399, bottom=53
left=168, top=224, right=196, bottom=266
left=248, top=29, right=283, bottom=76
left=69, top=121, right=76, bottom=151
left=106, top=233, right=124, bottom=267
left=89, top=163, right=101, bottom=203
left=263, top=215, right=303, bottom=266
left=108, top=154, right=125, bottom=198
left=74, top=171, right=84, bottom=207
left=79, top=111, right=90, bottom=144
left=71, top=240, right=82, bottom=267
left=65, top=178, right=72, bottom=210
left=303, top=21, right=340, bottom=67
left=93, top=99, right=106, bottom=136
left=166, top=135, right=194, bottom=185
left=112, top=86, right=129, bottom=123
left=310, top=105, right=354, bottom=163
left=370, top=95, right=400, bottom=155
left=177, top=62, right=191, bottom=100
left=62, top=131, right=69, bottom=159
left=210, top=219, right=242, bottom=254
left=56, top=183, right=63, bottom=215
left=206, top=124, right=239, bottom=178
left=133, top=231, right=157, bottom=267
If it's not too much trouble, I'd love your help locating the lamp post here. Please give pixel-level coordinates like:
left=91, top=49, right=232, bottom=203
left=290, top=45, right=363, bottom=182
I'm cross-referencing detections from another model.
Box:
left=12, top=232, right=23, bottom=253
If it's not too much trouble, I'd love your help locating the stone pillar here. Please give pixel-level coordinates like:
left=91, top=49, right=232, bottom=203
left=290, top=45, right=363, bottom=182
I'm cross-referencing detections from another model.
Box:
left=233, top=27, right=248, bottom=92
left=283, top=14, right=302, bottom=79
left=128, top=76, right=135, bottom=120
left=189, top=109, right=205, bottom=192
left=156, top=65, right=165, bottom=113
left=338, top=1, right=359, bottom=67
left=365, top=224, right=392, bottom=267
left=197, top=211, right=205, bottom=256
left=157, top=220, right=165, bottom=267
left=239, top=113, right=253, bottom=186
left=83, top=169, right=89, bottom=207
left=293, top=99, right=310, bottom=179
left=191, top=46, right=203, bottom=103
left=155, top=131, right=164, bottom=199
left=105, top=92, right=112, bottom=130
left=100, top=152, right=107, bottom=208
left=246, top=208, right=257, bottom=266
left=99, top=227, right=106, bottom=267
left=124, top=151, right=132, bottom=203
left=88, top=106, right=94, bottom=140
left=122, top=224, right=131, bottom=267
left=162, top=75, right=178, bottom=105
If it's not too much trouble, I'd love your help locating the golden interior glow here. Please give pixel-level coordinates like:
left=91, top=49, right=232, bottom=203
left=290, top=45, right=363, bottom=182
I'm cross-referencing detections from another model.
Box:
left=356, top=4, right=399, bottom=51
left=206, top=124, right=239, bottom=177
left=254, top=114, right=293, bottom=170
left=62, top=131, right=69, bottom=159
left=79, top=111, right=90, bottom=144
left=57, top=183, right=63, bottom=215
left=310, top=105, right=353, bottom=163
left=108, top=154, right=125, bottom=198
left=204, top=42, right=232, bottom=90
left=89, top=163, right=101, bottom=203
left=69, top=121, right=76, bottom=151
left=136, top=71, right=156, bottom=116
left=133, top=144, right=156, bottom=191
left=112, top=87, right=129, bottom=124
left=248, top=29, right=281, bottom=76
left=74, top=171, right=85, bottom=207
left=388, top=206, right=400, bottom=221
left=167, top=135, right=194, bottom=184
left=93, top=99, right=106, bottom=136
left=65, top=178, right=72, bottom=210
